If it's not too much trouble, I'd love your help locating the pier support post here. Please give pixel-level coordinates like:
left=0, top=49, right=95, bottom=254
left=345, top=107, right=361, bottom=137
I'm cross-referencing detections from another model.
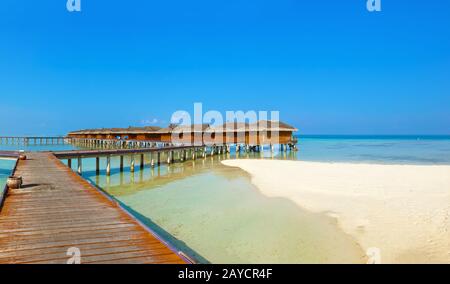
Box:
left=130, top=154, right=135, bottom=172
left=151, top=152, right=155, bottom=168
left=96, top=157, right=100, bottom=174
left=77, top=157, right=82, bottom=175
left=120, top=156, right=124, bottom=172
left=140, top=154, right=144, bottom=169
left=167, top=152, right=171, bottom=164
left=157, top=152, right=161, bottom=165
left=106, top=155, right=111, bottom=176
left=68, top=159, right=72, bottom=169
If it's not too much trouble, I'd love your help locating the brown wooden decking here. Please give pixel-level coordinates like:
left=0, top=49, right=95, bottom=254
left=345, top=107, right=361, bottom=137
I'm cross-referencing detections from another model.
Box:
left=0, top=152, right=186, bottom=264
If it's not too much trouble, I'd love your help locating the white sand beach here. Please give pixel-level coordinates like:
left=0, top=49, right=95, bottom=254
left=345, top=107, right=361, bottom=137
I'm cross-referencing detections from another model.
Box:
left=222, top=159, right=450, bottom=264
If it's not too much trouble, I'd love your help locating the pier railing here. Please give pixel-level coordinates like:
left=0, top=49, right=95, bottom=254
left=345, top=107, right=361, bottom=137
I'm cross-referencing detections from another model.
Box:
left=68, top=137, right=167, bottom=149
left=52, top=144, right=229, bottom=176
left=2, top=136, right=296, bottom=177
left=0, top=136, right=66, bottom=145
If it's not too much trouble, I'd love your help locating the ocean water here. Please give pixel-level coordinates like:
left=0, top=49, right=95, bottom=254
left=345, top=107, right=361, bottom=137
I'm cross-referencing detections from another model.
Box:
left=3, top=135, right=449, bottom=164
left=57, top=135, right=450, bottom=263
left=0, top=143, right=80, bottom=152
left=0, top=159, right=16, bottom=190
left=292, top=135, right=450, bottom=164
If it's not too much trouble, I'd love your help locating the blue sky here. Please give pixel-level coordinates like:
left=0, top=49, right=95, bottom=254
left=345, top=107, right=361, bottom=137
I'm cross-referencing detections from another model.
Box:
left=0, top=0, right=449, bottom=135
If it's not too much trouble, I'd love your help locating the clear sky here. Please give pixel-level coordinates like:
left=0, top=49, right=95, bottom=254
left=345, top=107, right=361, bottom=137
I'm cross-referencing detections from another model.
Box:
left=1, top=0, right=449, bottom=135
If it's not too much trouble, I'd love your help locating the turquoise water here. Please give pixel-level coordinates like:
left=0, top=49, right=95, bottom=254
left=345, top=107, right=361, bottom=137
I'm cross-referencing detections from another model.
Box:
left=239, top=135, right=450, bottom=164
left=3, top=135, right=450, bottom=164
left=0, top=143, right=80, bottom=152
left=292, top=135, right=450, bottom=164
left=0, top=159, right=16, bottom=190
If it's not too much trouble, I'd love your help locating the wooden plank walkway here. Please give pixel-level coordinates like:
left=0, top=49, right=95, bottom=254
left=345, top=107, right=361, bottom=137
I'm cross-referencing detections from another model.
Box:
left=0, top=152, right=186, bottom=264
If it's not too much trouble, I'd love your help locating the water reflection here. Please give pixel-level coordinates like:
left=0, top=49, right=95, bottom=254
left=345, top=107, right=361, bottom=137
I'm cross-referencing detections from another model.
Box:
left=82, top=150, right=297, bottom=195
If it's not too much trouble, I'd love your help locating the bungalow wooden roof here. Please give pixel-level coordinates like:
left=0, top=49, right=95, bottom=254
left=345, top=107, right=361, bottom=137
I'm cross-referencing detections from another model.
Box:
left=69, top=126, right=162, bottom=135
left=207, top=120, right=298, bottom=132
left=68, top=121, right=297, bottom=135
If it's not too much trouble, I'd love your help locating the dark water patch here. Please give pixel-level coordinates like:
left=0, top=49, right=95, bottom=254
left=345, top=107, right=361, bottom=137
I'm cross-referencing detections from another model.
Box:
left=352, top=154, right=445, bottom=164
left=0, top=169, right=12, bottom=176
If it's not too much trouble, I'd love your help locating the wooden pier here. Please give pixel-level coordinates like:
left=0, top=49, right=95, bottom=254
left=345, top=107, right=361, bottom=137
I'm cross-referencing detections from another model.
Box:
left=0, top=152, right=187, bottom=264
left=0, top=137, right=66, bottom=145
left=69, top=137, right=163, bottom=149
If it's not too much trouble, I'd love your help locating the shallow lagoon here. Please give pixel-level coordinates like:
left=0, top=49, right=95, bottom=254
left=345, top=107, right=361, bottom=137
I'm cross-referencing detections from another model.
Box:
left=75, top=155, right=365, bottom=263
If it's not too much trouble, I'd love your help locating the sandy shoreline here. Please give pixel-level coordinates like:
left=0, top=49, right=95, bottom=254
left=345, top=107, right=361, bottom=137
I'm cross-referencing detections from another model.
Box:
left=222, top=159, right=450, bottom=264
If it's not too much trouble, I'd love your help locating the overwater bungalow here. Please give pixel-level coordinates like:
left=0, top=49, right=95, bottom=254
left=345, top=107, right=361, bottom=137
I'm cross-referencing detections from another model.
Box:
left=68, top=120, right=298, bottom=147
